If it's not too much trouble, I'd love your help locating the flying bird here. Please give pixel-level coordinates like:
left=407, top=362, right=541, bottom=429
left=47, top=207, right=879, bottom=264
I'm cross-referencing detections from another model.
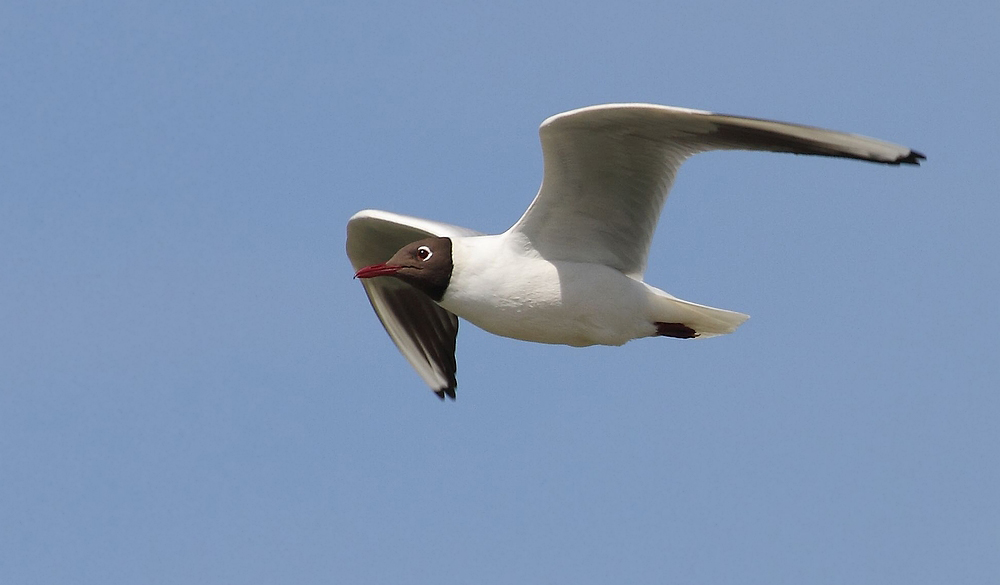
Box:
left=346, top=103, right=923, bottom=400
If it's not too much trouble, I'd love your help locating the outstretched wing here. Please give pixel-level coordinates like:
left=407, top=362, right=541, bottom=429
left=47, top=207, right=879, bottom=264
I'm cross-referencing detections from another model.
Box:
left=507, top=103, right=924, bottom=278
left=346, top=209, right=482, bottom=399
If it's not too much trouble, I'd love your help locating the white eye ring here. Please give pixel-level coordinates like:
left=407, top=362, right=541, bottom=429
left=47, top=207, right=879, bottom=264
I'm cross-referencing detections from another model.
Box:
left=416, top=245, right=433, bottom=261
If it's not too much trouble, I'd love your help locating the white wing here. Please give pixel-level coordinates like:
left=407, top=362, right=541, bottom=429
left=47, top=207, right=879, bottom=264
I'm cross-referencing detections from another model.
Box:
left=507, top=103, right=924, bottom=277
left=346, top=209, right=482, bottom=399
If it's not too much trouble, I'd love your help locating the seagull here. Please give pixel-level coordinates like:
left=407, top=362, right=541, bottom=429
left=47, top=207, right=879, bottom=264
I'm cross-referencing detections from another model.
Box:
left=347, top=103, right=923, bottom=400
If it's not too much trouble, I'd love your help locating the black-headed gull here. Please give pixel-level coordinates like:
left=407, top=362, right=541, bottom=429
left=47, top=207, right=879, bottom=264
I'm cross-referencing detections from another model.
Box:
left=347, top=104, right=923, bottom=400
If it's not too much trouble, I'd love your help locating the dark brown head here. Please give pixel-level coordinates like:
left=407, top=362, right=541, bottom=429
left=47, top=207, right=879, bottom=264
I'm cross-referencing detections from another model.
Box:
left=354, top=237, right=453, bottom=302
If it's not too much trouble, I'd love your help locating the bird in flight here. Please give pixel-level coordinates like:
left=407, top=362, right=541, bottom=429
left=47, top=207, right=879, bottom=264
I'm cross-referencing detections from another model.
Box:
left=347, top=103, right=924, bottom=400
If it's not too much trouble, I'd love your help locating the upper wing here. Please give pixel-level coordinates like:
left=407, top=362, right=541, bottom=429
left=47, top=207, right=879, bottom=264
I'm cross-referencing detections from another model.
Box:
left=346, top=209, right=483, bottom=399
left=507, top=103, right=924, bottom=278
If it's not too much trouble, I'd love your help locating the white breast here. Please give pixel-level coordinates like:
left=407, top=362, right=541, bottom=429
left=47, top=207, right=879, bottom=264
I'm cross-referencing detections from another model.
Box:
left=439, top=235, right=656, bottom=346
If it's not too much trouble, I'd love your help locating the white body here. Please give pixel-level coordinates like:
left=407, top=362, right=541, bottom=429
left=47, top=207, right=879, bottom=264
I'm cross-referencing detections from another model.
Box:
left=442, top=233, right=746, bottom=347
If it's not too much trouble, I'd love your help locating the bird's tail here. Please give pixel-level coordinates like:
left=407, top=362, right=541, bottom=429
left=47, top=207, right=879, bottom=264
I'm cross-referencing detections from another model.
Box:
left=647, top=287, right=749, bottom=339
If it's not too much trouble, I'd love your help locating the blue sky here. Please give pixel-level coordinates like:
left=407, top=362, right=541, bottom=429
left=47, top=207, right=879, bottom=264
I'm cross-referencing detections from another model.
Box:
left=2, top=2, right=997, bottom=583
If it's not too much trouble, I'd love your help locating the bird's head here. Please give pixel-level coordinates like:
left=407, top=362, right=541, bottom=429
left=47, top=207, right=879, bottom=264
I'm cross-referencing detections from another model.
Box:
left=354, top=236, right=454, bottom=302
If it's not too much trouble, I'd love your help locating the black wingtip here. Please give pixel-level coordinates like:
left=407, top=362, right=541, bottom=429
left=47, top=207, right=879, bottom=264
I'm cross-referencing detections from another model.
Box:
left=434, top=387, right=457, bottom=401
left=897, top=149, right=926, bottom=166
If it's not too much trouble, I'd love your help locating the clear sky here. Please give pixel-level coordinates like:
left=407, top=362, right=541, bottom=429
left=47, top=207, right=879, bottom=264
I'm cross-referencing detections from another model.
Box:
left=2, top=2, right=997, bottom=584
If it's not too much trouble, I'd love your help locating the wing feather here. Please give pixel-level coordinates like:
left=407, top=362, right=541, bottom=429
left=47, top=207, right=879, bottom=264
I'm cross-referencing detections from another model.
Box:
left=346, top=209, right=481, bottom=397
left=508, top=103, right=924, bottom=277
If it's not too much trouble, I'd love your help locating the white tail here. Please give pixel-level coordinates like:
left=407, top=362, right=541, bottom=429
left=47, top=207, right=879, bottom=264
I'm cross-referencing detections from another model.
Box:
left=648, top=287, right=749, bottom=338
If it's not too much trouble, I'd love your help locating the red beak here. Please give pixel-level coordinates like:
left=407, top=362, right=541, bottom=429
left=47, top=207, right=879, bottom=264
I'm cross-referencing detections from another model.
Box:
left=354, top=262, right=402, bottom=279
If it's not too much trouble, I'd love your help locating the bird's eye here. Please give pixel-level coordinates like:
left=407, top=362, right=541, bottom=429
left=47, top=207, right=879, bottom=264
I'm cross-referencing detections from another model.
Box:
left=416, top=245, right=433, bottom=261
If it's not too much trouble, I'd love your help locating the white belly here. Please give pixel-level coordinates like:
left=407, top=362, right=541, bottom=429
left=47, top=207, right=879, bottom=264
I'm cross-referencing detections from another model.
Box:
left=439, top=248, right=655, bottom=347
